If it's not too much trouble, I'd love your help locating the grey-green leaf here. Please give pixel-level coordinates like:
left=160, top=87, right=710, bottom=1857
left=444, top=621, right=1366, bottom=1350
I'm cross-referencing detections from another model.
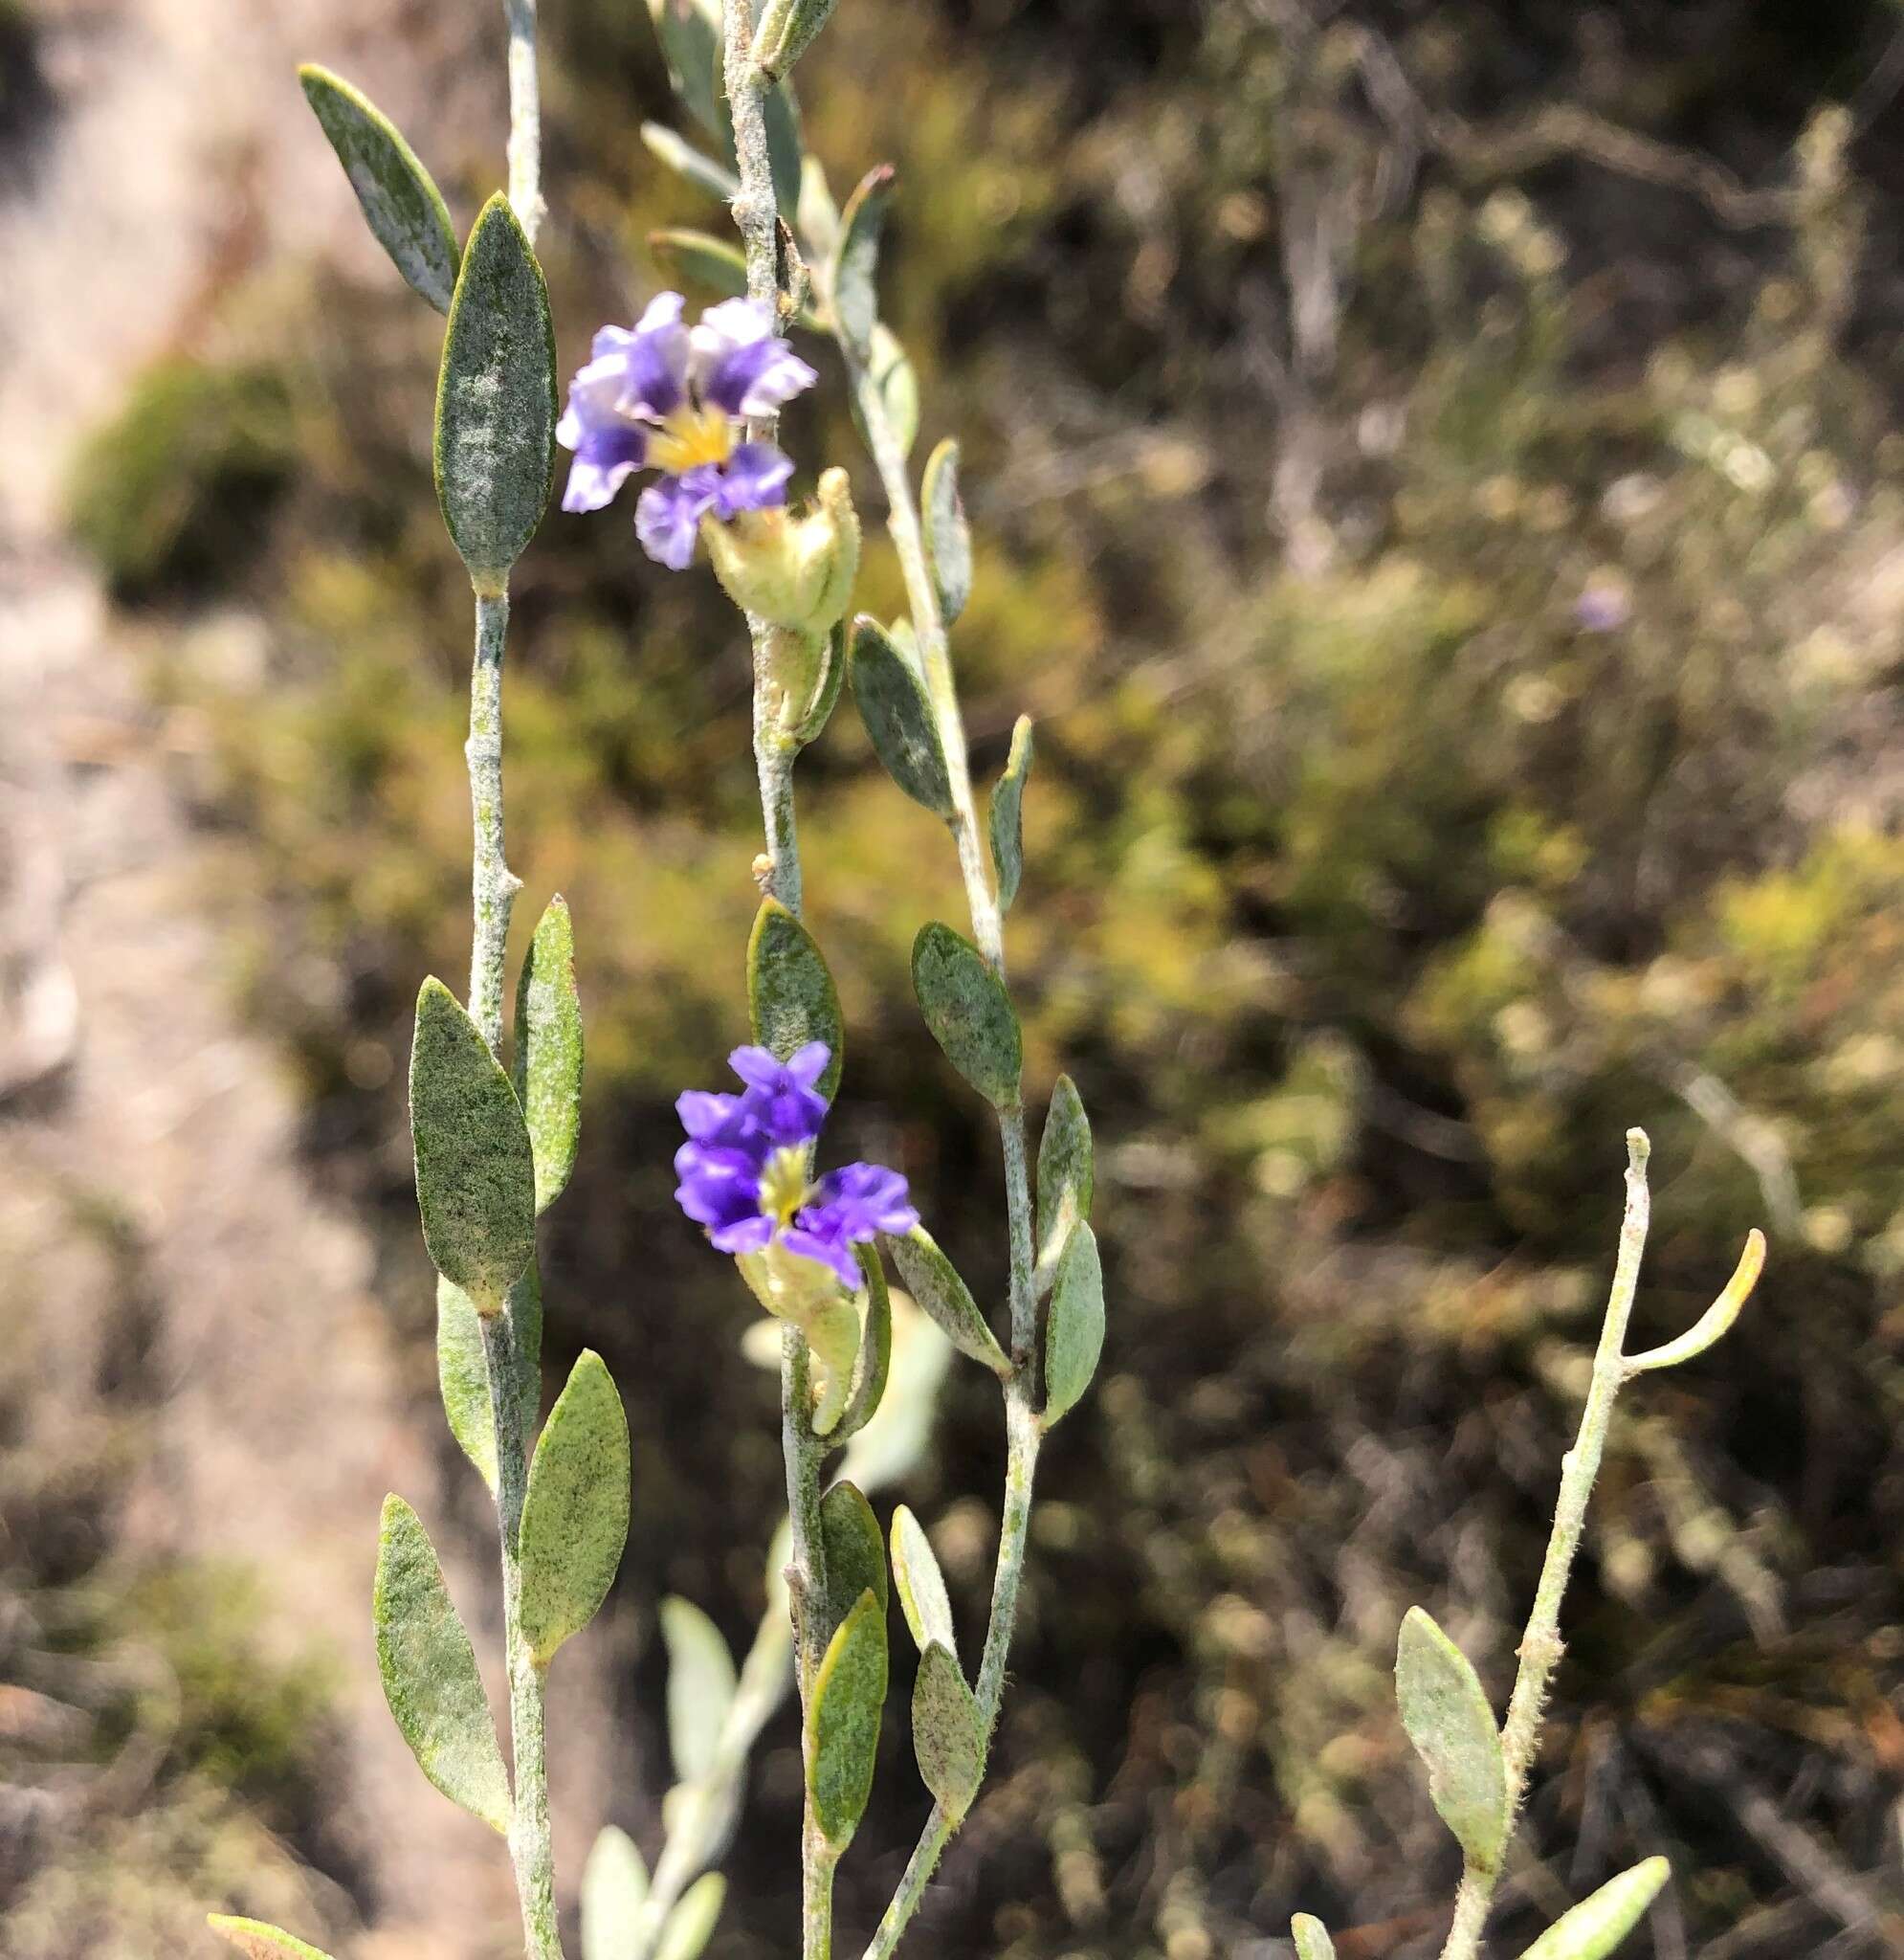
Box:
left=747, top=897, right=845, bottom=1101
left=788, top=618, right=850, bottom=747
left=520, top=1351, right=632, bottom=1665
left=655, top=1872, right=726, bottom=1960
left=819, top=1479, right=887, bottom=1647
left=889, top=1225, right=1010, bottom=1376
left=649, top=227, right=750, bottom=301
left=806, top=1587, right=888, bottom=1850
left=911, top=1640, right=983, bottom=1818
left=1518, top=1860, right=1672, bottom=1960
left=659, top=1595, right=738, bottom=1783
left=208, top=1918, right=338, bottom=1960
left=1291, top=1915, right=1338, bottom=1960
left=832, top=164, right=895, bottom=353
left=434, top=193, right=558, bottom=583
left=582, top=1825, right=650, bottom=1960
left=1395, top=1605, right=1510, bottom=1870
left=373, top=1495, right=511, bottom=1834
left=640, top=120, right=740, bottom=201
left=437, top=1266, right=542, bottom=1492
left=1035, top=1072, right=1094, bottom=1288
left=514, top=894, right=584, bottom=1214
left=410, top=977, right=537, bottom=1310
left=889, top=1503, right=956, bottom=1659
left=988, top=714, right=1033, bottom=914
left=921, top=437, right=973, bottom=627
left=850, top=616, right=954, bottom=817
left=754, top=0, right=842, bottom=79
left=298, top=65, right=460, bottom=313
left=646, top=0, right=726, bottom=145
left=912, top=922, right=1022, bottom=1108
left=1041, top=1222, right=1104, bottom=1429
left=829, top=1242, right=892, bottom=1445
left=856, top=322, right=919, bottom=458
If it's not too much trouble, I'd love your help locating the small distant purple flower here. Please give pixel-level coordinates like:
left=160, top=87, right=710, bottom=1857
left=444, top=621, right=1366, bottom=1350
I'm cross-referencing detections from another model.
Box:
left=674, top=1043, right=918, bottom=1288
left=557, top=293, right=817, bottom=570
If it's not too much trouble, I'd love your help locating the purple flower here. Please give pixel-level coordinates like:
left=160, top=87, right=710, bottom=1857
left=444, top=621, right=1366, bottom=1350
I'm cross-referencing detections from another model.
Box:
left=558, top=293, right=817, bottom=569
left=674, top=1043, right=918, bottom=1288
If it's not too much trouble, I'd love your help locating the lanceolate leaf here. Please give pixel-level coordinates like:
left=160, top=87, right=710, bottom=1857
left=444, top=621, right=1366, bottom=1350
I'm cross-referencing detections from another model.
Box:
left=788, top=617, right=850, bottom=747
left=819, top=1479, right=888, bottom=1643
left=640, top=120, right=740, bottom=201
left=434, top=193, right=558, bottom=584
left=436, top=1266, right=542, bottom=1492
left=1395, top=1606, right=1510, bottom=1870
left=581, top=1825, right=651, bottom=1960
left=921, top=438, right=973, bottom=627
left=859, top=322, right=919, bottom=457
left=832, top=165, right=895, bottom=353
left=514, top=894, right=584, bottom=1214
left=988, top=714, right=1034, bottom=915
left=1041, top=1222, right=1104, bottom=1429
left=298, top=65, right=460, bottom=312
left=748, top=898, right=845, bottom=1101
left=659, top=1595, right=739, bottom=1782
left=1291, top=1916, right=1338, bottom=1960
left=208, top=1918, right=337, bottom=1960
left=648, top=227, right=750, bottom=301
left=911, top=1641, right=984, bottom=1818
left=644, top=0, right=800, bottom=215
left=410, top=977, right=537, bottom=1310
left=520, top=1351, right=632, bottom=1665
left=889, top=1225, right=1010, bottom=1375
left=655, top=1872, right=727, bottom=1960
left=850, top=616, right=954, bottom=817
left=1517, top=1859, right=1672, bottom=1960
left=912, top=922, right=1022, bottom=1108
left=889, top=1503, right=956, bottom=1658
left=753, top=0, right=844, bottom=80
left=806, top=1588, right=888, bottom=1850
left=1035, top=1073, right=1094, bottom=1286
left=829, top=1243, right=892, bottom=1445
left=373, top=1495, right=511, bottom=1834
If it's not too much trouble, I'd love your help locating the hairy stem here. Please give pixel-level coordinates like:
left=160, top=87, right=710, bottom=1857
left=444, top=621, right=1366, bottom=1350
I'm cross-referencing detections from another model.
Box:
left=1436, top=1129, right=1654, bottom=1960
left=481, top=1305, right=563, bottom=1960
left=502, top=0, right=544, bottom=243
left=468, top=590, right=524, bottom=1053
left=755, top=686, right=804, bottom=915
left=837, top=323, right=1047, bottom=1960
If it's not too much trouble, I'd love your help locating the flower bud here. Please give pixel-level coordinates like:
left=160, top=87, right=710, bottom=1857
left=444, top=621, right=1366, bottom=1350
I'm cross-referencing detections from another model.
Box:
left=704, top=466, right=860, bottom=634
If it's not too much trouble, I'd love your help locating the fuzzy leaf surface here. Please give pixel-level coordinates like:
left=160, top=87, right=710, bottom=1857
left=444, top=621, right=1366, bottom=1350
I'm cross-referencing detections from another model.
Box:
left=520, top=1351, right=631, bottom=1664
left=373, top=1495, right=511, bottom=1833
left=410, top=977, right=536, bottom=1309
left=298, top=66, right=459, bottom=312
left=433, top=194, right=557, bottom=581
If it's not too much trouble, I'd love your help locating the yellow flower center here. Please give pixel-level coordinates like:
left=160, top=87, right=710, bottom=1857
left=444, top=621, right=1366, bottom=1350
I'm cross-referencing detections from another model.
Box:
left=757, top=1146, right=814, bottom=1228
left=647, top=404, right=736, bottom=476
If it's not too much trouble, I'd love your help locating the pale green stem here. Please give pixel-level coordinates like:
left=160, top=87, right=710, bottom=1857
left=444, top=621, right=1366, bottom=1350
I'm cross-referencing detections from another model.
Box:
left=1436, top=1129, right=1654, bottom=1960
left=502, top=0, right=544, bottom=244
left=837, top=325, right=1047, bottom=1960
left=723, top=13, right=833, bottom=1957
left=468, top=590, right=524, bottom=1053
left=481, top=1307, right=563, bottom=1960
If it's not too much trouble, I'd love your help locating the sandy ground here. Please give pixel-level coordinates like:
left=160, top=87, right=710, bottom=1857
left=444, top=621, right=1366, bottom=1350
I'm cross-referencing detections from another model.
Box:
left=0, top=4, right=605, bottom=1952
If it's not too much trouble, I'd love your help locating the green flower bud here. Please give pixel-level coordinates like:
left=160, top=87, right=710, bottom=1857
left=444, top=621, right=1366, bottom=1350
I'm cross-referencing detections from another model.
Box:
left=705, top=466, right=860, bottom=635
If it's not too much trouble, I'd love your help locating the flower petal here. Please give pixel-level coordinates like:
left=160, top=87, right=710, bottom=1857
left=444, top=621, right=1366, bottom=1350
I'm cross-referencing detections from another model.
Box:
left=559, top=423, right=647, bottom=513
left=701, top=335, right=818, bottom=418
left=710, top=442, right=794, bottom=518
left=780, top=1220, right=864, bottom=1288
left=814, top=1161, right=919, bottom=1238
left=635, top=471, right=718, bottom=568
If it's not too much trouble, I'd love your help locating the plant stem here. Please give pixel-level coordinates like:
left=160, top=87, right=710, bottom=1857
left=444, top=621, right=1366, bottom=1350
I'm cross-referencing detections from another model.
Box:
left=468, top=590, right=524, bottom=1053
left=722, top=22, right=834, bottom=1960
left=836, top=321, right=1048, bottom=1960
left=1436, top=1129, right=1654, bottom=1960
left=502, top=0, right=544, bottom=244
left=481, top=1306, right=564, bottom=1960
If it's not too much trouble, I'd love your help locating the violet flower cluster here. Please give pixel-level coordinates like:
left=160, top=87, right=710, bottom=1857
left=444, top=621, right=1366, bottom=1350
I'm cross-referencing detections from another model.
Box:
left=557, top=292, right=816, bottom=569
left=674, top=1043, right=918, bottom=1289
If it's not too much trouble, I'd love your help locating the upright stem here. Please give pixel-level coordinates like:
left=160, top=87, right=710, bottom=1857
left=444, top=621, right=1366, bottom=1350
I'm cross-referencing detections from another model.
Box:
left=1436, top=1130, right=1654, bottom=1960
left=481, top=1310, right=563, bottom=1960
left=468, top=590, right=524, bottom=1051
left=755, top=681, right=804, bottom=914
left=502, top=0, right=544, bottom=244
left=838, top=328, right=1047, bottom=1960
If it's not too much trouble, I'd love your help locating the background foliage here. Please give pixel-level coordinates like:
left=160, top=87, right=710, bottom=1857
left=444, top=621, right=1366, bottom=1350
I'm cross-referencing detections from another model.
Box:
left=13, top=0, right=1904, bottom=1955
